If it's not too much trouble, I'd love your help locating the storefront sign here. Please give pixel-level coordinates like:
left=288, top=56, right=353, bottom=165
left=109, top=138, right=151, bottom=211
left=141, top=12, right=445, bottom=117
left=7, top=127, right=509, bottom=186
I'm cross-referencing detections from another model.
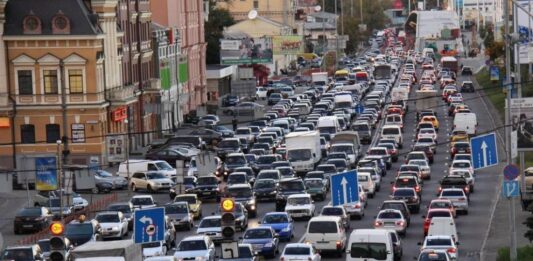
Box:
left=112, top=107, right=127, bottom=122
left=71, top=124, right=86, bottom=143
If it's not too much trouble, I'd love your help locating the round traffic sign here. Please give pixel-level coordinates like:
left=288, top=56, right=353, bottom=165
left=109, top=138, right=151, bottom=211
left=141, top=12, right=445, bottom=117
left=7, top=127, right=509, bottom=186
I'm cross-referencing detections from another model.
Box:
left=145, top=224, right=156, bottom=236
left=503, top=164, right=519, bottom=180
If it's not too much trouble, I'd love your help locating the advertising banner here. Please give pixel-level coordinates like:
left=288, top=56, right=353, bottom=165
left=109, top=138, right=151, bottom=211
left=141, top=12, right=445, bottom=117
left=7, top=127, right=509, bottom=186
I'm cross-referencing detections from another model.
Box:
left=509, top=97, right=533, bottom=151
left=220, top=37, right=273, bottom=65
left=107, top=135, right=126, bottom=162
left=35, top=157, right=58, bottom=191
left=489, top=66, right=499, bottom=82
left=272, top=35, right=304, bottom=55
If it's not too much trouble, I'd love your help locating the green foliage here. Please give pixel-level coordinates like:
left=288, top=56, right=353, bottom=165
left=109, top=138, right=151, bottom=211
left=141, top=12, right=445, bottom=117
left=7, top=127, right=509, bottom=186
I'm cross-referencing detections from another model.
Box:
left=204, top=6, right=235, bottom=64
left=497, top=246, right=533, bottom=261
left=340, top=16, right=360, bottom=54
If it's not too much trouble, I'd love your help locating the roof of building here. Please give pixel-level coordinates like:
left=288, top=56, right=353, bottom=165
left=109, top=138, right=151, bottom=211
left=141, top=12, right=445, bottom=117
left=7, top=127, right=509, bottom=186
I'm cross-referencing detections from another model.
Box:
left=4, top=0, right=101, bottom=36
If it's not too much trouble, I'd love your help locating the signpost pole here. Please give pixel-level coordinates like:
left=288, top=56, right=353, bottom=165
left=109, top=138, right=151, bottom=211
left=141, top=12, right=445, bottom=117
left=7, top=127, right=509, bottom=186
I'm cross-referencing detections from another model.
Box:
left=124, top=119, right=131, bottom=196
left=56, top=140, right=64, bottom=223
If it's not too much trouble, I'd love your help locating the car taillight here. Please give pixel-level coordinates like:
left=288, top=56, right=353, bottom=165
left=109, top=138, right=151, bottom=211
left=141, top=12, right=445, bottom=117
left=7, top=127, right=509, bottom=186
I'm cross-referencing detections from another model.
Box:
left=438, top=187, right=442, bottom=192
left=336, top=241, right=342, bottom=249
left=415, top=186, right=421, bottom=193
left=354, top=203, right=361, bottom=209
left=465, top=186, right=470, bottom=192
left=458, top=197, right=466, bottom=201
left=392, top=186, right=397, bottom=191
left=447, top=247, right=457, bottom=254
left=280, top=257, right=285, bottom=261
left=374, top=221, right=383, bottom=227
left=395, top=220, right=405, bottom=226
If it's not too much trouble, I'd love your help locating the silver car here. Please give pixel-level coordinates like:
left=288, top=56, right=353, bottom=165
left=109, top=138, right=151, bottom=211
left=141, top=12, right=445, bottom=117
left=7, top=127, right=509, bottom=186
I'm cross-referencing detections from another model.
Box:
left=129, top=171, right=175, bottom=193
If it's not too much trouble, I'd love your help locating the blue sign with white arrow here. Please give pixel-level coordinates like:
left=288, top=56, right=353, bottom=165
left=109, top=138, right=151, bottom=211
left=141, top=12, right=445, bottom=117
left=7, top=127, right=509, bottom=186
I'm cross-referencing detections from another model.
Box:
left=134, top=207, right=165, bottom=244
left=502, top=180, right=520, bottom=198
left=470, top=132, right=499, bottom=170
left=355, top=104, right=365, bottom=114
left=331, top=170, right=359, bottom=206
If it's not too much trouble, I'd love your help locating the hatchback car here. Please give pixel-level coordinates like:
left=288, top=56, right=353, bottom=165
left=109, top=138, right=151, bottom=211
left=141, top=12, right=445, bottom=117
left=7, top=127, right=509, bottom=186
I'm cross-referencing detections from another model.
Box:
left=129, top=171, right=174, bottom=193
left=260, top=212, right=294, bottom=241
left=280, top=243, right=321, bottom=261
left=390, top=188, right=420, bottom=213
left=13, top=207, right=52, bottom=234
left=419, top=236, right=459, bottom=260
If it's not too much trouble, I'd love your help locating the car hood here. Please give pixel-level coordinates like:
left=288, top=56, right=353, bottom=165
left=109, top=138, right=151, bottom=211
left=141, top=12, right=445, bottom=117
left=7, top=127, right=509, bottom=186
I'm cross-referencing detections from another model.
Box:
left=100, top=222, right=121, bottom=230
left=234, top=196, right=253, bottom=203
left=167, top=213, right=189, bottom=221
left=242, top=238, right=273, bottom=245
left=307, top=187, right=324, bottom=193
left=262, top=223, right=290, bottom=232
left=279, top=190, right=306, bottom=196
left=149, top=178, right=174, bottom=183
left=195, top=185, right=218, bottom=190
left=197, top=227, right=221, bottom=234
left=285, top=204, right=312, bottom=211
left=174, top=250, right=210, bottom=259
left=254, top=188, right=275, bottom=193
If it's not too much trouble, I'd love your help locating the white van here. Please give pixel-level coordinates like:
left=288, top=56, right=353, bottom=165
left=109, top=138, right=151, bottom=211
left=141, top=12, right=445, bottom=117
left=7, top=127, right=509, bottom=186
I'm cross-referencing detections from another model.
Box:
left=357, top=172, right=376, bottom=198
left=422, top=48, right=435, bottom=58
left=117, top=160, right=176, bottom=180
left=381, top=125, right=403, bottom=148
left=453, top=112, right=477, bottom=136
left=346, top=229, right=394, bottom=261
left=384, top=114, right=403, bottom=129
left=428, top=216, right=458, bottom=243
left=318, top=116, right=341, bottom=138
left=305, top=216, right=347, bottom=255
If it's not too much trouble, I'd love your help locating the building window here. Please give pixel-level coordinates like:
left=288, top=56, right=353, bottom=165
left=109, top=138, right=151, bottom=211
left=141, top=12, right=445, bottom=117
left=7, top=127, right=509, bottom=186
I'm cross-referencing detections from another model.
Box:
left=20, top=124, right=35, bottom=144
left=253, top=0, right=259, bottom=9
left=68, top=69, right=83, bottom=94
left=17, top=70, right=33, bottom=95
left=46, top=124, right=60, bottom=143
left=43, top=70, right=58, bottom=94
left=22, top=15, right=41, bottom=34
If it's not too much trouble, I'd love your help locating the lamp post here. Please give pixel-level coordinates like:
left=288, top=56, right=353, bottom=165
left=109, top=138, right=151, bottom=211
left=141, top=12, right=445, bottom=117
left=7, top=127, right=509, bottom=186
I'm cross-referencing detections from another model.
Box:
left=56, top=140, right=64, bottom=222
left=124, top=119, right=131, bottom=196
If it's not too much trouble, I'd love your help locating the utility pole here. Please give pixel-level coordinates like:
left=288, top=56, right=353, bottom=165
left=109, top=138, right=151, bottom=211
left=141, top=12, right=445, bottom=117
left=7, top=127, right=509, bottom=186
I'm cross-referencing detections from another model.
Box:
left=360, top=0, right=363, bottom=23
left=477, top=0, right=480, bottom=32
left=530, top=0, right=532, bottom=80
left=351, top=0, right=354, bottom=16
left=514, top=1, right=521, bottom=98
left=322, top=0, right=326, bottom=56
left=56, top=140, right=64, bottom=223
left=504, top=0, right=517, bottom=259
left=335, top=0, right=339, bottom=67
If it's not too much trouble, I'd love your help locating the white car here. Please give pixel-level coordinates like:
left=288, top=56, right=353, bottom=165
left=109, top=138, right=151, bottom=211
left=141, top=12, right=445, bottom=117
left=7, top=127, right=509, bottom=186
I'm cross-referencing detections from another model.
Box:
left=373, top=209, right=407, bottom=235
left=72, top=193, right=89, bottom=210
left=234, top=127, right=255, bottom=143
left=417, top=128, right=437, bottom=141
left=196, top=216, right=222, bottom=242
left=449, top=160, right=474, bottom=175
left=256, top=87, right=268, bottom=100
left=142, top=241, right=168, bottom=258
left=281, top=243, right=321, bottom=261
left=449, top=169, right=475, bottom=192
left=94, top=211, right=128, bottom=239
left=130, top=195, right=157, bottom=209
left=199, top=114, right=220, bottom=125
left=344, top=185, right=366, bottom=219
left=439, top=188, right=469, bottom=214
left=144, top=256, right=177, bottom=261
left=174, top=235, right=216, bottom=261
left=358, top=167, right=381, bottom=191
left=419, top=235, right=459, bottom=260
left=408, top=159, right=431, bottom=179
left=285, top=194, right=315, bottom=220
left=357, top=172, right=376, bottom=198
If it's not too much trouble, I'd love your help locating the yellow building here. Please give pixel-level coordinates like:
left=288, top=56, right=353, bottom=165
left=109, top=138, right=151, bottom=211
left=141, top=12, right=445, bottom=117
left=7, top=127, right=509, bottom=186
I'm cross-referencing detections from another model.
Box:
left=217, top=0, right=296, bottom=29
left=0, top=0, right=121, bottom=171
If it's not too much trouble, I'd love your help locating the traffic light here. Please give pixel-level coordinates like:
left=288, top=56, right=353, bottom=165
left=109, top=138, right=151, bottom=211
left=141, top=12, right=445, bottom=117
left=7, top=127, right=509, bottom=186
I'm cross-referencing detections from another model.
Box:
left=49, top=222, right=66, bottom=261
left=220, top=198, right=235, bottom=240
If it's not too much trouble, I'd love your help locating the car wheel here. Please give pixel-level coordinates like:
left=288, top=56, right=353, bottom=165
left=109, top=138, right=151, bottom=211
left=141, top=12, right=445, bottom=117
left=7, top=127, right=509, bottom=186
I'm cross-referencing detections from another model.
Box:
left=131, top=184, right=136, bottom=192
left=92, top=187, right=100, bottom=194
left=14, top=227, right=20, bottom=235
left=147, top=184, right=154, bottom=193
left=470, top=186, right=475, bottom=193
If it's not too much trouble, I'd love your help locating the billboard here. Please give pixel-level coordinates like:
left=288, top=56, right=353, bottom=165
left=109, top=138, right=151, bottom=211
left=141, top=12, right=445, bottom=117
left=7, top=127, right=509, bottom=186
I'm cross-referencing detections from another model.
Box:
left=35, top=157, right=58, bottom=191
left=272, top=35, right=304, bottom=55
left=220, top=37, right=273, bottom=65
left=509, top=97, right=533, bottom=151
left=514, top=0, right=533, bottom=64
left=107, top=135, right=126, bottom=162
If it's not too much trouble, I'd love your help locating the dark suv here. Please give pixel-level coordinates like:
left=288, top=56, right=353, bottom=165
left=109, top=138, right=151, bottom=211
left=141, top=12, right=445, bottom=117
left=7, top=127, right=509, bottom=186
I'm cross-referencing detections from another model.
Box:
left=389, top=188, right=420, bottom=213
left=438, top=175, right=470, bottom=196
left=275, top=178, right=306, bottom=211
left=190, top=176, right=221, bottom=201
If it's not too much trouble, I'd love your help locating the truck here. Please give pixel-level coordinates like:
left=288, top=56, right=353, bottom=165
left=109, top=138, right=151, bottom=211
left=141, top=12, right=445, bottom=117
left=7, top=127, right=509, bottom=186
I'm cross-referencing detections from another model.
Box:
left=311, top=72, right=328, bottom=86
left=415, top=89, right=439, bottom=118
left=373, top=64, right=393, bottom=84
left=334, top=94, right=355, bottom=116
left=330, top=131, right=362, bottom=167
left=391, top=87, right=409, bottom=112
left=441, top=56, right=459, bottom=73
left=69, top=240, right=142, bottom=261
left=285, top=131, right=322, bottom=175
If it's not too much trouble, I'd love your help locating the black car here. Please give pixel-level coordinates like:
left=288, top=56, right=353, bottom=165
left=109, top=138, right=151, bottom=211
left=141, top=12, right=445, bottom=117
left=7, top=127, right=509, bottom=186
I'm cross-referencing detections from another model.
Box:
left=253, top=179, right=278, bottom=202
left=190, top=176, right=220, bottom=201
left=177, top=128, right=222, bottom=145
left=14, top=207, right=52, bottom=234
left=389, top=188, right=420, bottom=213
left=145, top=145, right=195, bottom=167
left=439, top=175, right=470, bottom=196
left=255, top=154, right=282, bottom=171
left=65, top=219, right=101, bottom=246
left=461, top=81, right=475, bottom=92
left=461, top=66, right=473, bottom=75
left=106, top=202, right=134, bottom=230
left=216, top=139, right=242, bottom=159
left=225, top=184, right=257, bottom=218
left=275, top=178, right=306, bottom=211
left=223, top=95, right=240, bottom=107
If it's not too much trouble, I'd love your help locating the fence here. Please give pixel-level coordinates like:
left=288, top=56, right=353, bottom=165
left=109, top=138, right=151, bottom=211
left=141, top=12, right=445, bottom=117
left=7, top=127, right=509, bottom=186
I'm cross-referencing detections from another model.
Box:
left=16, top=193, right=118, bottom=245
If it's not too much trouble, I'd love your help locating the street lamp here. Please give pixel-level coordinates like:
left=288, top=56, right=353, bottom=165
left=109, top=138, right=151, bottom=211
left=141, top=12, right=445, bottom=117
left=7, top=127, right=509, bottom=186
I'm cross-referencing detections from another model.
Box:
left=56, top=140, right=64, bottom=222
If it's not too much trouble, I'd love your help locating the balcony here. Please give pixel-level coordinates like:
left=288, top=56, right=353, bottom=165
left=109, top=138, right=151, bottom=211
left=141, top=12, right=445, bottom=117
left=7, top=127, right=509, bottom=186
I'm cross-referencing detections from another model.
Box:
left=143, top=78, right=161, bottom=94
left=12, top=92, right=106, bottom=106
left=105, top=85, right=140, bottom=105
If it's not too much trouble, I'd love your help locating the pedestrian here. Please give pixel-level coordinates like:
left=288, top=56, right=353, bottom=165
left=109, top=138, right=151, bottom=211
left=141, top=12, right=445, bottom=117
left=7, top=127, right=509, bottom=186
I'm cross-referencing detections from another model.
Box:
left=232, top=117, right=238, bottom=131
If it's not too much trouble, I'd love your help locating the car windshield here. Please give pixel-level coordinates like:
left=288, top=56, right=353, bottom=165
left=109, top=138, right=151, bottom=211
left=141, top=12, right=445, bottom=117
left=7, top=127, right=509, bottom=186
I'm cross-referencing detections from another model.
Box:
left=279, top=181, right=305, bottom=192
left=219, top=140, right=239, bottom=148
left=146, top=172, right=167, bottom=179
left=17, top=208, right=41, bottom=216
left=258, top=156, right=277, bottom=164
left=107, top=204, right=131, bottom=213
left=442, top=190, right=464, bottom=197
left=455, top=143, right=469, bottom=148
left=258, top=172, right=279, bottom=180
left=305, top=180, right=323, bottom=188
left=176, top=196, right=196, bottom=204
left=254, top=180, right=275, bottom=189
left=288, top=197, right=310, bottom=205
left=393, top=189, right=415, bottom=197
left=165, top=204, right=188, bottom=214
left=382, top=128, right=399, bottom=135
left=244, top=229, right=272, bottom=239
left=227, top=187, right=252, bottom=197
left=350, top=243, right=387, bottom=259
left=331, top=145, right=354, bottom=154
left=65, top=223, right=93, bottom=236
left=156, top=161, right=173, bottom=170
left=353, top=124, right=369, bottom=131
left=284, top=247, right=311, bottom=255
left=97, top=170, right=113, bottom=177
left=288, top=149, right=312, bottom=162
left=184, top=177, right=195, bottom=186
left=425, top=238, right=452, bottom=246
left=410, top=160, right=427, bottom=167
left=178, top=240, right=207, bottom=251
left=452, top=162, right=470, bottom=168
left=226, top=156, right=246, bottom=165
left=419, top=138, right=434, bottom=143
left=321, top=207, right=343, bottom=216
left=263, top=214, right=289, bottom=224
left=358, top=175, right=369, bottom=182
left=328, top=160, right=347, bottom=168
left=317, top=165, right=336, bottom=173
left=378, top=212, right=401, bottom=219
left=228, top=174, right=247, bottom=184
left=199, top=218, right=220, bottom=228
left=38, top=241, right=50, bottom=252
left=131, top=197, right=153, bottom=205
left=2, top=249, right=34, bottom=261
left=431, top=202, right=451, bottom=209
left=197, top=177, right=217, bottom=186
left=96, top=214, right=119, bottom=223
left=308, top=221, right=338, bottom=233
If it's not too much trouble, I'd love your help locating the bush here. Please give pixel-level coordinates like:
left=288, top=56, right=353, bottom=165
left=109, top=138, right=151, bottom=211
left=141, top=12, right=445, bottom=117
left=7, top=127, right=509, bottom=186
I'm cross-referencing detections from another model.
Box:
left=497, top=246, right=533, bottom=261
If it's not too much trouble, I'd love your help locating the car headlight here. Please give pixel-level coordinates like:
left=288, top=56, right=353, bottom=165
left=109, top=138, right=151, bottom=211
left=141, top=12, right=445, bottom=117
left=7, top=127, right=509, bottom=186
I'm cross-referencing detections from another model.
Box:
left=195, top=257, right=205, bottom=261
left=170, top=188, right=175, bottom=193
left=269, top=191, right=276, bottom=195
left=282, top=227, right=291, bottom=232
left=249, top=199, right=256, bottom=205
left=112, top=226, right=119, bottom=231
left=265, top=243, right=274, bottom=248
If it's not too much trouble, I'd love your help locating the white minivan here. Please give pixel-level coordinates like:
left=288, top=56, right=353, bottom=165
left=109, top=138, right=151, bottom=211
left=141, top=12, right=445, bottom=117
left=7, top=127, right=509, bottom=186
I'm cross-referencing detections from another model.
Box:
left=305, top=216, right=347, bottom=256
left=357, top=172, right=376, bottom=198
left=428, top=216, right=458, bottom=243
left=117, top=160, right=176, bottom=180
left=453, top=112, right=477, bottom=136
left=346, top=229, right=394, bottom=261
left=381, top=125, right=403, bottom=148
left=318, top=116, right=342, bottom=138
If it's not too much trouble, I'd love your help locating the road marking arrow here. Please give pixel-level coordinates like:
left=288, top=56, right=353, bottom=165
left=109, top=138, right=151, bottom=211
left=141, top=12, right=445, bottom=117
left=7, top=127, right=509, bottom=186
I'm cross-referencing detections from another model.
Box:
left=481, top=141, right=488, bottom=167
left=341, top=177, right=348, bottom=205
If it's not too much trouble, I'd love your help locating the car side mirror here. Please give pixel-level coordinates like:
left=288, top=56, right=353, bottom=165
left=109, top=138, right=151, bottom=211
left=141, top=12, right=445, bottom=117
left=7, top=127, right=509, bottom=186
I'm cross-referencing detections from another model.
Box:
left=417, top=242, right=422, bottom=246
left=421, top=215, right=426, bottom=219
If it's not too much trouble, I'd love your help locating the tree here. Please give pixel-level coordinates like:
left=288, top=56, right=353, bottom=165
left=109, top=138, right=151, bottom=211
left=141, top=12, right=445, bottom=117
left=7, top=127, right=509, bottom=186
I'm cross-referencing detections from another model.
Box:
left=340, top=16, right=361, bottom=54
left=205, top=1, right=235, bottom=64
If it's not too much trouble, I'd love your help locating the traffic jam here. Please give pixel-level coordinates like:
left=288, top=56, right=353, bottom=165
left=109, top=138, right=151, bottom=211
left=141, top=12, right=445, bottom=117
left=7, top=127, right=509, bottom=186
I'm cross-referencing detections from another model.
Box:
left=5, top=30, right=482, bottom=261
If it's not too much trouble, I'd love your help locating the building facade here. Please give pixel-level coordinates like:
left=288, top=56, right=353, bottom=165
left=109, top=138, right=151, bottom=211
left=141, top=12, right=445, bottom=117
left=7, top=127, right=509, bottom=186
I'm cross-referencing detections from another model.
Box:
left=217, top=0, right=297, bottom=30
left=463, top=0, right=503, bottom=26
left=151, top=0, right=207, bottom=119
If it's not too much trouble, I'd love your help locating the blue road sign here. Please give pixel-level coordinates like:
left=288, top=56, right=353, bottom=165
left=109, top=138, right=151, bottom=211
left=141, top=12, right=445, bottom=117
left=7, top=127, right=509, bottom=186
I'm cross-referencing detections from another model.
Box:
left=134, top=207, right=165, bottom=244
left=503, top=164, right=520, bottom=181
left=502, top=180, right=520, bottom=198
left=355, top=104, right=365, bottom=114
left=470, top=132, right=498, bottom=170
left=331, top=170, right=359, bottom=206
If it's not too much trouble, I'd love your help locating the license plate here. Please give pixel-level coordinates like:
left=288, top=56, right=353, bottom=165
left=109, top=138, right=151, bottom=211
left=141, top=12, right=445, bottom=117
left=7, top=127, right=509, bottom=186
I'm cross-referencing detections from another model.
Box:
left=384, top=222, right=395, bottom=226
left=317, top=240, right=329, bottom=243
left=202, top=192, right=211, bottom=195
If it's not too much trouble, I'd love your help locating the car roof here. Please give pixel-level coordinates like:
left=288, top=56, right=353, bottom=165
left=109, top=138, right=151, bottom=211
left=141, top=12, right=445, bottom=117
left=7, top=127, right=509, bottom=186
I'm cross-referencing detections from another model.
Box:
left=227, top=184, right=252, bottom=189
left=182, top=235, right=209, bottom=241
left=287, top=194, right=311, bottom=199
left=309, top=215, right=341, bottom=222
